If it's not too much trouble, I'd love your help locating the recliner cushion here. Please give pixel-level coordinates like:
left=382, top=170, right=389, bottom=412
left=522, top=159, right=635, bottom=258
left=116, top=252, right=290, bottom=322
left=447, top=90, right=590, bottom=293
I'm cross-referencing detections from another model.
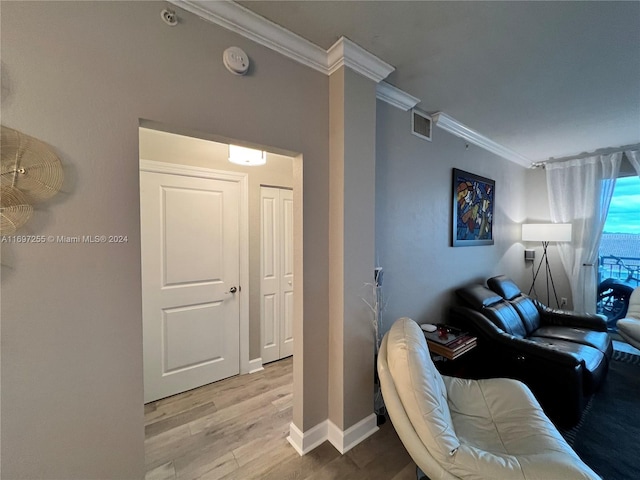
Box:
left=534, top=325, right=612, bottom=355
left=488, top=276, right=544, bottom=334
left=509, top=296, right=543, bottom=334
left=483, top=303, right=528, bottom=338
left=386, top=318, right=460, bottom=462
left=487, top=275, right=523, bottom=301
left=457, top=284, right=504, bottom=310
left=457, top=285, right=528, bottom=338
left=527, top=337, right=606, bottom=394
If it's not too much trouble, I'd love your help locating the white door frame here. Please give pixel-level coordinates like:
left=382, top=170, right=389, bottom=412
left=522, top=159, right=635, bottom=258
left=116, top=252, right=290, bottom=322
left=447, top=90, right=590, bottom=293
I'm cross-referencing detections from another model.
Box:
left=140, top=159, right=251, bottom=375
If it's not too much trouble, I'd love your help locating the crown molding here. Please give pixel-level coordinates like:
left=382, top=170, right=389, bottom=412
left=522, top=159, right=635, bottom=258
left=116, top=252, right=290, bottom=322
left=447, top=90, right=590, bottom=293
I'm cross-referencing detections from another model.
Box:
left=432, top=112, right=532, bottom=167
left=171, top=1, right=394, bottom=82
left=375, top=82, right=420, bottom=111
left=327, top=37, right=395, bottom=83
left=171, top=0, right=328, bottom=74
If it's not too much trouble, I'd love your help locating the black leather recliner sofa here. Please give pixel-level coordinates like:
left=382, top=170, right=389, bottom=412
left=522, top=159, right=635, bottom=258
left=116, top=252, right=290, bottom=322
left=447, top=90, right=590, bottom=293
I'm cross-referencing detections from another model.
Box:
left=451, top=275, right=612, bottom=427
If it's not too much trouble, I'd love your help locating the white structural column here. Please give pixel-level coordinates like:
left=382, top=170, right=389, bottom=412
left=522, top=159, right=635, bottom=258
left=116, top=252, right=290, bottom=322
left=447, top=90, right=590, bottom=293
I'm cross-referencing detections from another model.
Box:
left=327, top=64, right=379, bottom=453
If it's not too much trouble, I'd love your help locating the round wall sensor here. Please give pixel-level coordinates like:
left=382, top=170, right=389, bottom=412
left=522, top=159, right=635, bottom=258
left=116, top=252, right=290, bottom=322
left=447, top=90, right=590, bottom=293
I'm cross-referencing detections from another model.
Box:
left=223, top=47, right=250, bottom=76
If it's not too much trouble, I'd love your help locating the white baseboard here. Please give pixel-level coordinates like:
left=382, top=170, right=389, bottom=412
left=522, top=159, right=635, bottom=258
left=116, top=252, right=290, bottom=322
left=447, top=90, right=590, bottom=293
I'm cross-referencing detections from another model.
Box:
left=287, top=421, right=328, bottom=456
left=287, top=413, right=379, bottom=456
left=328, top=413, right=379, bottom=454
left=248, top=357, right=264, bottom=374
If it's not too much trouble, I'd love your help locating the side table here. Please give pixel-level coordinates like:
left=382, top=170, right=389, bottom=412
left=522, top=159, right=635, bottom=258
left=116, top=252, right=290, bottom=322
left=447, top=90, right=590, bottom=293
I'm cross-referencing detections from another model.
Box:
left=430, top=343, right=479, bottom=378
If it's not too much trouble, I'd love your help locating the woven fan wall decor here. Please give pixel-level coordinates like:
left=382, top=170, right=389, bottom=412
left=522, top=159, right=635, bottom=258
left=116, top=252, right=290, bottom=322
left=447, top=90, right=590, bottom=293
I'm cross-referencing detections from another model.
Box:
left=0, top=126, right=64, bottom=234
left=0, top=186, right=33, bottom=234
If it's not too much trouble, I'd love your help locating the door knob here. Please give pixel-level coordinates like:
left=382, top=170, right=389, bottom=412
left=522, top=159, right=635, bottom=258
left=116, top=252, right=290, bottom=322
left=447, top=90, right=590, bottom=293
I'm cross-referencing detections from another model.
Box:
left=226, top=286, right=238, bottom=294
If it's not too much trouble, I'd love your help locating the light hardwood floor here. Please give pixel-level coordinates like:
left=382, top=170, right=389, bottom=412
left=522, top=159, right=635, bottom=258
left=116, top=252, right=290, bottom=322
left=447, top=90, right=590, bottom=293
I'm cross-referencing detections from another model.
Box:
left=145, top=357, right=416, bottom=480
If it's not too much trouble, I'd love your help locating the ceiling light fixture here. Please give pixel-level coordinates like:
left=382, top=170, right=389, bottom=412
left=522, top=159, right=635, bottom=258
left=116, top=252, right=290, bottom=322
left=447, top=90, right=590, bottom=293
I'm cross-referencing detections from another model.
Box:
left=228, top=144, right=266, bottom=166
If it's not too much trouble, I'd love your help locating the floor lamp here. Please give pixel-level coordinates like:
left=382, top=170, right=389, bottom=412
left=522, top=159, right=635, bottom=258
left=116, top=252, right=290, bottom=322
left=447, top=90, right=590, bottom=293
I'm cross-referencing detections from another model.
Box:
left=522, top=223, right=572, bottom=308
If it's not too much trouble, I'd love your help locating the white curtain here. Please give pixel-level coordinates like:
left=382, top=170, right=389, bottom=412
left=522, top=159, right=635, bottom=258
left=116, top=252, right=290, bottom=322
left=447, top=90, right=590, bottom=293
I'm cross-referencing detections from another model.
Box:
left=626, top=150, right=640, bottom=176
left=546, top=152, right=622, bottom=312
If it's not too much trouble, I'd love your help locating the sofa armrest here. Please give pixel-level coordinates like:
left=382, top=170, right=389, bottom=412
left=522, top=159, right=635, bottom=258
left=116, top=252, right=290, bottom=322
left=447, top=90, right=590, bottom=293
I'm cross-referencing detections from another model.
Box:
left=534, top=301, right=607, bottom=331
left=450, top=306, right=581, bottom=367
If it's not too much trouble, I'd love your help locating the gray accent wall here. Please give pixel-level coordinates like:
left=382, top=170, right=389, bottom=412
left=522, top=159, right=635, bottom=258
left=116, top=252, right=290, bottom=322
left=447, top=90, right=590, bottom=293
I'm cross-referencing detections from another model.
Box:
left=375, top=101, right=530, bottom=332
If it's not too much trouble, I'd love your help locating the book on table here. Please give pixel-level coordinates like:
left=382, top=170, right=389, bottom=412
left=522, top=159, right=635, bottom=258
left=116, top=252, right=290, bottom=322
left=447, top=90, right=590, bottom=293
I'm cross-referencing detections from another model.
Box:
left=422, top=324, right=477, bottom=360
left=427, top=339, right=477, bottom=360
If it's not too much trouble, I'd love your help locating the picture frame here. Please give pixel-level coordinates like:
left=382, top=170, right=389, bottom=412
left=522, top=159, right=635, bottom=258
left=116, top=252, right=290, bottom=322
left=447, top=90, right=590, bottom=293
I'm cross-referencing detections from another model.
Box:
left=452, top=168, right=495, bottom=246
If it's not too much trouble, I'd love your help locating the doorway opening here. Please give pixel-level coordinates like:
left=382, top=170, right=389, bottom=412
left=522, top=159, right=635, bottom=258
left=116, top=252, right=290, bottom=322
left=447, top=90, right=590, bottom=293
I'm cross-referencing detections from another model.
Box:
left=138, top=125, right=299, bottom=405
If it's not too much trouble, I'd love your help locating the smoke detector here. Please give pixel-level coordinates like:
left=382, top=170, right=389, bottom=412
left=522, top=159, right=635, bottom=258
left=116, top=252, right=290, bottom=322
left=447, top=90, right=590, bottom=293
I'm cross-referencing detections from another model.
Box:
left=223, top=47, right=250, bottom=76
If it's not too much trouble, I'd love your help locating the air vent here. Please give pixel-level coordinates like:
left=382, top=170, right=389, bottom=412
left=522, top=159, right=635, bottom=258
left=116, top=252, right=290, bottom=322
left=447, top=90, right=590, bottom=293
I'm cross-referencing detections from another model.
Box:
left=411, top=109, right=432, bottom=142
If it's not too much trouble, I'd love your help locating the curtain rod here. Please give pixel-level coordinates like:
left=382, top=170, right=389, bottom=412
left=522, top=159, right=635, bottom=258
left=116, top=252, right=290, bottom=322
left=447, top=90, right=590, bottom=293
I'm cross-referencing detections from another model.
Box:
left=531, top=143, right=640, bottom=169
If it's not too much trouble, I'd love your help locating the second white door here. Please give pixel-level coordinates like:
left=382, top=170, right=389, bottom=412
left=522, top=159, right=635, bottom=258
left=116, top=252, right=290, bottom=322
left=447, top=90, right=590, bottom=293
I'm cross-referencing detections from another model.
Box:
left=261, top=187, right=294, bottom=363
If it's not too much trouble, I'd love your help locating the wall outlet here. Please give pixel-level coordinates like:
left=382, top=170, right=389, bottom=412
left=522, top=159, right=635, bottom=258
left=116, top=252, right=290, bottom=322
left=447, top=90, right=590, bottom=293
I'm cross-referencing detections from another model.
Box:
left=560, top=297, right=567, bottom=308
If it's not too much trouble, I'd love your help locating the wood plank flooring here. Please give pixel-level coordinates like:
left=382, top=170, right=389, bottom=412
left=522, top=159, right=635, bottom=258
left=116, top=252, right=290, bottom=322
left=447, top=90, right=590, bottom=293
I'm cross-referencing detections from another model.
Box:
left=144, top=357, right=416, bottom=480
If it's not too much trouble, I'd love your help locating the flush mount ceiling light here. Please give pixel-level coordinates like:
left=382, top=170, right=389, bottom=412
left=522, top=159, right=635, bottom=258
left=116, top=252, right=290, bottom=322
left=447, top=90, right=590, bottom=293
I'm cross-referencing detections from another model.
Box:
left=228, top=144, right=266, bottom=166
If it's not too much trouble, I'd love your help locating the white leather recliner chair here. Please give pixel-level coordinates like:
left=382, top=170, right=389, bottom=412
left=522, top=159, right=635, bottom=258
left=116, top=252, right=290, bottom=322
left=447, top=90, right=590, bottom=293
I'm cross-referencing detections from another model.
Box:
left=617, top=287, right=640, bottom=350
left=377, top=317, right=600, bottom=480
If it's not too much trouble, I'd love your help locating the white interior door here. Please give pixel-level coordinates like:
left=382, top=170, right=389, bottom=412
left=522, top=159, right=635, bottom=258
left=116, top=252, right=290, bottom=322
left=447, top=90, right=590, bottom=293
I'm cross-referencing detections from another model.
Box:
left=261, top=187, right=294, bottom=363
left=141, top=168, right=240, bottom=403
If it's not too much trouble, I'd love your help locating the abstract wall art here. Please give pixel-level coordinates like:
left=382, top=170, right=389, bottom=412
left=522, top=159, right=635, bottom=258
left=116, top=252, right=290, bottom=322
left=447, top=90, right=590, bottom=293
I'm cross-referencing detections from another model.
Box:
left=452, top=168, right=495, bottom=246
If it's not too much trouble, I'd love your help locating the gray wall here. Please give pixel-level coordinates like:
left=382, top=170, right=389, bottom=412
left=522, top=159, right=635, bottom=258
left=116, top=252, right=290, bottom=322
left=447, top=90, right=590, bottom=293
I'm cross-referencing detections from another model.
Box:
left=138, top=128, right=294, bottom=360
left=375, top=102, right=530, bottom=332
left=1, top=2, right=328, bottom=478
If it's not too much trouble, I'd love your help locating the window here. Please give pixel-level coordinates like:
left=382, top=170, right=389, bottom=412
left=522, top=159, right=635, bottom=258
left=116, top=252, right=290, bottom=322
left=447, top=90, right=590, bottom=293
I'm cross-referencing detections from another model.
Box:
left=604, top=176, right=640, bottom=235
left=599, top=175, right=640, bottom=283
left=597, top=175, right=640, bottom=325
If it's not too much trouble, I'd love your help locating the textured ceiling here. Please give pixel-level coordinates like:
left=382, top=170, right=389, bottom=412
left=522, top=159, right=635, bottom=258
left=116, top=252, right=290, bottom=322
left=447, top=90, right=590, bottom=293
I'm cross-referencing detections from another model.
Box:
left=239, top=1, right=640, bottom=162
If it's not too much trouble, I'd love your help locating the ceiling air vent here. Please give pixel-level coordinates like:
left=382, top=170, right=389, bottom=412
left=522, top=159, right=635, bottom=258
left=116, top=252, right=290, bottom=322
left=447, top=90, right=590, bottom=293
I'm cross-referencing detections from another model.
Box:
left=411, top=109, right=432, bottom=142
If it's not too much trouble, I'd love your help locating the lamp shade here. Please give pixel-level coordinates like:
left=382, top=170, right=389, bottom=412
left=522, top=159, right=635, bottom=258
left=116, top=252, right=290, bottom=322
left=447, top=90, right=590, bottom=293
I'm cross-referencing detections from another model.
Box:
left=522, top=223, right=572, bottom=242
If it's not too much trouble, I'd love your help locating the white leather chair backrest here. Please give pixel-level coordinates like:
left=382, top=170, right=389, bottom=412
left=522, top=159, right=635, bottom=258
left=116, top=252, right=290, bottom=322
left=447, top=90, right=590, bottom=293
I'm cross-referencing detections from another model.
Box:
left=627, top=287, right=640, bottom=320
left=386, top=317, right=460, bottom=462
left=378, top=326, right=459, bottom=480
